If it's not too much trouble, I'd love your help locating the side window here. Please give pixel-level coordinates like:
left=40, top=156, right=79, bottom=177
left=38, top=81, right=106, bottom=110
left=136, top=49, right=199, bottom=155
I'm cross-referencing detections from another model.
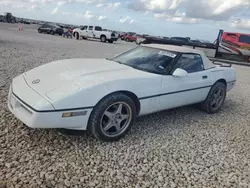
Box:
left=95, top=26, right=102, bottom=31
left=173, top=54, right=204, bottom=73
left=239, top=35, right=250, bottom=44
left=88, top=26, right=93, bottom=30
left=226, top=33, right=236, bottom=37
left=81, top=26, right=88, bottom=30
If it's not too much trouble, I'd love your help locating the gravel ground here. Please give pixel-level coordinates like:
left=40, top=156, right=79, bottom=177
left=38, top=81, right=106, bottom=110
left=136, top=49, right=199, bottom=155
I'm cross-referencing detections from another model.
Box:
left=1, top=23, right=250, bottom=188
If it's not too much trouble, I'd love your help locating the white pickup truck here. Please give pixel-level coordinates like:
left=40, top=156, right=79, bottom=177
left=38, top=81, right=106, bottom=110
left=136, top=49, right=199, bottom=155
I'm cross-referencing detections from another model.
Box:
left=73, top=25, right=119, bottom=43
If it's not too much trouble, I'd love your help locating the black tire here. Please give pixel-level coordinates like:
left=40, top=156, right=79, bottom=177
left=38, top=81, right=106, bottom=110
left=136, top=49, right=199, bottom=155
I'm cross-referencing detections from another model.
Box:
left=74, top=32, right=79, bottom=40
left=50, top=30, right=54, bottom=35
left=108, top=40, right=113, bottom=43
left=88, top=93, right=136, bottom=142
left=126, top=38, right=129, bottom=42
left=100, top=35, right=106, bottom=43
left=38, top=29, right=42, bottom=33
left=200, top=82, right=227, bottom=114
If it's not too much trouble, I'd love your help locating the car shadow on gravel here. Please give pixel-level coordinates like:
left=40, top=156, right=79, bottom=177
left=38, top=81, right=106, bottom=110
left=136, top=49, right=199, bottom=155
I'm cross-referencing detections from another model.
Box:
left=51, top=101, right=235, bottom=143
left=56, top=128, right=88, bottom=136
left=15, top=98, right=238, bottom=146
left=50, top=99, right=239, bottom=141
left=128, top=99, right=239, bottom=136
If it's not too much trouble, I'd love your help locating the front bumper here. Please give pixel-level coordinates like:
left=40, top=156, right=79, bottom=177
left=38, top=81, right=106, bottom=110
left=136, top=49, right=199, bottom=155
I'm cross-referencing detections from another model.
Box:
left=111, top=37, right=118, bottom=41
left=7, top=77, right=93, bottom=130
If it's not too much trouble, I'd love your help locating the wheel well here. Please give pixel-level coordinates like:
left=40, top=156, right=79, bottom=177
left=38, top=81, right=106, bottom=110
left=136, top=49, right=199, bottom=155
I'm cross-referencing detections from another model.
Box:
left=216, top=79, right=227, bottom=87
left=100, top=34, right=106, bottom=38
left=120, top=91, right=141, bottom=115
left=96, top=91, right=141, bottom=115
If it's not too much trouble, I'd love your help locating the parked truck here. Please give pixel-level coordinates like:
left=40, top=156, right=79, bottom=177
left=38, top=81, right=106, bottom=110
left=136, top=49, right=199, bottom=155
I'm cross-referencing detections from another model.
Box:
left=2, top=12, right=17, bottom=23
left=141, top=29, right=250, bottom=63
left=73, top=25, right=119, bottom=43
left=216, top=31, right=250, bottom=62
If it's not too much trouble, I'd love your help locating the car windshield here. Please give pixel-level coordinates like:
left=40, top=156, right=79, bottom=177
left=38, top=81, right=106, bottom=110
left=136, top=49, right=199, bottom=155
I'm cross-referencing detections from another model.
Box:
left=109, top=46, right=179, bottom=74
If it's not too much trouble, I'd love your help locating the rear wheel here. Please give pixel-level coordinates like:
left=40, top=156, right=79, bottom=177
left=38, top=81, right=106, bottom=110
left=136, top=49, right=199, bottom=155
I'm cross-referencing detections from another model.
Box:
left=200, top=82, right=227, bottom=114
left=88, top=93, right=136, bottom=142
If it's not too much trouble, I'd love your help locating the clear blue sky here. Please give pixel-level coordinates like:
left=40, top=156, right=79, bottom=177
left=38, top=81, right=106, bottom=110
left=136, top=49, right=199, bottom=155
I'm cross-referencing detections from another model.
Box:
left=1, top=0, right=250, bottom=42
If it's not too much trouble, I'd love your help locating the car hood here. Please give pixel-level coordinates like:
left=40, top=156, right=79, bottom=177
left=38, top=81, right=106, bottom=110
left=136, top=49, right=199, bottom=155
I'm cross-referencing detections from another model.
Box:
left=23, top=58, right=133, bottom=98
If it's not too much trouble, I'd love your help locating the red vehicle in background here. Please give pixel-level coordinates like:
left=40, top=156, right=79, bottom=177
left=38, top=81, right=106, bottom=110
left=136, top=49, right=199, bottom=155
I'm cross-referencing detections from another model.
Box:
left=62, top=27, right=74, bottom=38
left=125, top=34, right=142, bottom=42
left=68, top=28, right=73, bottom=33
left=120, top=33, right=127, bottom=40
left=218, top=32, right=250, bottom=61
left=120, top=32, right=136, bottom=40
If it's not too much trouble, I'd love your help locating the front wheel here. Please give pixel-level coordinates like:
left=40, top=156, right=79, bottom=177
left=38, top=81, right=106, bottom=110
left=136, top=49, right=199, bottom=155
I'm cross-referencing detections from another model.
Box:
left=100, top=35, right=106, bottom=43
left=74, top=32, right=79, bottom=40
left=200, top=82, right=227, bottom=114
left=50, top=30, right=54, bottom=35
left=88, top=93, right=136, bottom=142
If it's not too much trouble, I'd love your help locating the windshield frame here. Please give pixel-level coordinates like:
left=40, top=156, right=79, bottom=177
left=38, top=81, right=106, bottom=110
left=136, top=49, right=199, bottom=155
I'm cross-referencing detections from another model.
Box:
left=109, top=46, right=180, bottom=75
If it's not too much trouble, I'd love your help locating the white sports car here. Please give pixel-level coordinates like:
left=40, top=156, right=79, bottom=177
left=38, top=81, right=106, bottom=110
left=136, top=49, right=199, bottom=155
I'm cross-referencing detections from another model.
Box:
left=8, top=44, right=236, bottom=141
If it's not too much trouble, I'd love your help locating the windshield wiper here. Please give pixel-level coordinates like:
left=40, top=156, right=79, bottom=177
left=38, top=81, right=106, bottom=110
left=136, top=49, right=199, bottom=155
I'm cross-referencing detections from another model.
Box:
left=115, top=61, right=123, bottom=64
left=105, top=58, right=122, bottom=64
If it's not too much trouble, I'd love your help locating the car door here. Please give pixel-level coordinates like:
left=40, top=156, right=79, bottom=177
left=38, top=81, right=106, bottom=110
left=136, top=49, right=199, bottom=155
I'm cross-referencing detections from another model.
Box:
left=87, top=26, right=94, bottom=38
left=132, top=35, right=138, bottom=41
left=79, top=25, right=88, bottom=37
left=93, top=26, right=102, bottom=39
left=159, top=53, right=213, bottom=111
left=41, top=24, right=49, bottom=32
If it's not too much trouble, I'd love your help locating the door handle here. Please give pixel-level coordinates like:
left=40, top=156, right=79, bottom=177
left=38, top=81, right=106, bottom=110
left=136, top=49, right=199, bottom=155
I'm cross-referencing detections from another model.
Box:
left=202, top=75, right=208, bottom=79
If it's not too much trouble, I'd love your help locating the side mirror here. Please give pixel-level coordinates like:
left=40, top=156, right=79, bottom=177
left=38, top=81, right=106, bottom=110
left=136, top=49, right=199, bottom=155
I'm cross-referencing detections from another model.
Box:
left=172, top=68, right=188, bottom=77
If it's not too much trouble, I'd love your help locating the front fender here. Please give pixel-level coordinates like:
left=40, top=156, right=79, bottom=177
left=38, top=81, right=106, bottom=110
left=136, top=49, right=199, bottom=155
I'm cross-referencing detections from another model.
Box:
left=49, top=78, right=159, bottom=110
left=50, top=81, right=132, bottom=110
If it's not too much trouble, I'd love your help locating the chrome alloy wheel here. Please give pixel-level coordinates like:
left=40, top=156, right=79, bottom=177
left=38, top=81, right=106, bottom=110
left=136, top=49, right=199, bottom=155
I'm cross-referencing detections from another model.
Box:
left=100, top=102, right=132, bottom=137
left=210, top=86, right=226, bottom=111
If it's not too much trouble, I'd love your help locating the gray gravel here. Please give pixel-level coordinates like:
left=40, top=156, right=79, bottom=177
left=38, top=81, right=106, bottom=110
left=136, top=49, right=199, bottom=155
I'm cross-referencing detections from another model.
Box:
left=1, top=23, right=250, bottom=188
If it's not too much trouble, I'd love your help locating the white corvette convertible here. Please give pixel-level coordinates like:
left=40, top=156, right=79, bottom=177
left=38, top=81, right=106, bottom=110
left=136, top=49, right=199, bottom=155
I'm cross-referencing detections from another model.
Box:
left=8, top=44, right=236, bottom=141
